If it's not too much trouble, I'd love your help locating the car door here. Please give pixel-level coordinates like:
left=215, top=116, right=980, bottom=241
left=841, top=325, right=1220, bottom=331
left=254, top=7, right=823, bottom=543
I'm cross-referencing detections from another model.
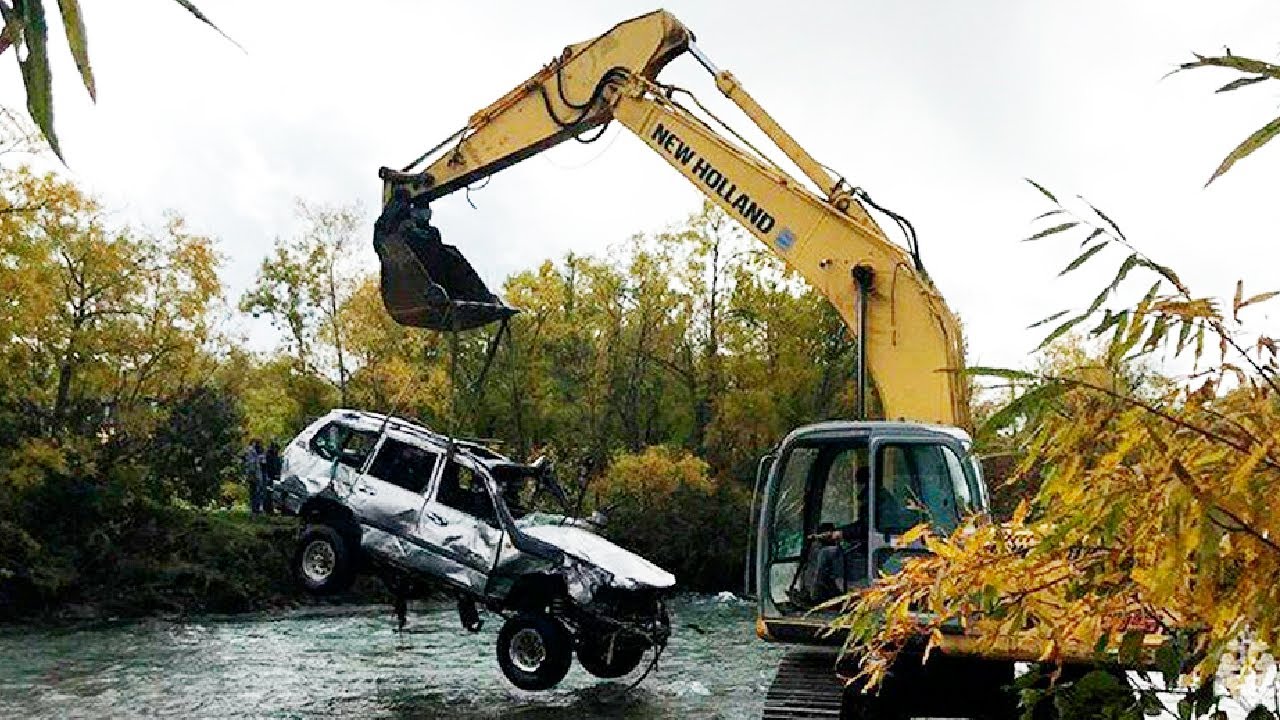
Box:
left=416, top=454, right=505, bottom=595
left=345, top=436, right=439, bottom=545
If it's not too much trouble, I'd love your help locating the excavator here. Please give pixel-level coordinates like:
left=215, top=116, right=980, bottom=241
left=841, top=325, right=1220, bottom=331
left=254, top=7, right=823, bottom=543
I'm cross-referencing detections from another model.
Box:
left=371, top=9, right=1158, bottom=719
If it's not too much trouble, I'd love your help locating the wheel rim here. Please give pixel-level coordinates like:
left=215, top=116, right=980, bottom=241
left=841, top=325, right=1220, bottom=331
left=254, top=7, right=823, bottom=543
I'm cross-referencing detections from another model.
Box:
left=509, top=628, right=547, bottom=673
left=301, top=539, right=336, bottom=583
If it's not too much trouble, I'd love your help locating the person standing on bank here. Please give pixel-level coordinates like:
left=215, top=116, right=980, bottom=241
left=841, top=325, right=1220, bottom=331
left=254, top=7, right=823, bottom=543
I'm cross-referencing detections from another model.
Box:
left=263, top=441, right=283, bottom=515
left=245, top=439, right=265, bottom=514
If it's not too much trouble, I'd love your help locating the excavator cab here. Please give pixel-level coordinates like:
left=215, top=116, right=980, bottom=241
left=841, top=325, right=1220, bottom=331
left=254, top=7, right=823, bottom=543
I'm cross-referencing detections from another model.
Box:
left=752, top=421, right=987, bottom=642
left=372, top=191, right=518, bottom=332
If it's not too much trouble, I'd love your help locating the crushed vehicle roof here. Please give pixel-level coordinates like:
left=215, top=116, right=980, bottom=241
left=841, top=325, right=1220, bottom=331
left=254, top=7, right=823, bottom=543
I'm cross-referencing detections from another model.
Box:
left=326, top=409, right=540, bottom=470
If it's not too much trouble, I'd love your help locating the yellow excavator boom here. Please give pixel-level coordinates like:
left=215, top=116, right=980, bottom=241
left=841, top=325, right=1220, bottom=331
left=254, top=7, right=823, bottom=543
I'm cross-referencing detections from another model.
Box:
left=378, top=9, right=970, bottom=429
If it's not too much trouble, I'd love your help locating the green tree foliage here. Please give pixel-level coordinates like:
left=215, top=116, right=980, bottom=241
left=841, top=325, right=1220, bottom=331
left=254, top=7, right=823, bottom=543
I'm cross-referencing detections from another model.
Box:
left=0, top=160, right=248, bottom=617
left=240, top=200, right=363, bottom=405
left=0, top=0, right=231, bottom=159
left=0, top=168, right=221, bottom=434
left=146, top=384, right=244, bottom=507
left=593, top=446, right=750, bottom=591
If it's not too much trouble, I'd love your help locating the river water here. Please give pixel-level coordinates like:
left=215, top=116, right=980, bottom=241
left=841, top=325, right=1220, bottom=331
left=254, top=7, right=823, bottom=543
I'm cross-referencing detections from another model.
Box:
left=5, top=595, right=1276, bottom=720
left=0, top=594, right=789, bottom=719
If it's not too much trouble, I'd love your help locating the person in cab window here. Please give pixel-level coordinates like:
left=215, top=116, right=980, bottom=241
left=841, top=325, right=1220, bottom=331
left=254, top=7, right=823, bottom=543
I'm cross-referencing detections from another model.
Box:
left=799, top=465, right=869, bottom=604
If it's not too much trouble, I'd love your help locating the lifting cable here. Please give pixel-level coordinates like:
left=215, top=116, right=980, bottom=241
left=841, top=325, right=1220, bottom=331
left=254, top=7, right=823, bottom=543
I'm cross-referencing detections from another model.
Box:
left=600, top=638, right=668, bottom=703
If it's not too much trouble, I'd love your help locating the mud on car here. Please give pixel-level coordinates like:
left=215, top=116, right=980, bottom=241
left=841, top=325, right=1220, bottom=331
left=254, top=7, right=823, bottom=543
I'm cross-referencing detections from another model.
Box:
left=278, top=410, right=675, bottom=690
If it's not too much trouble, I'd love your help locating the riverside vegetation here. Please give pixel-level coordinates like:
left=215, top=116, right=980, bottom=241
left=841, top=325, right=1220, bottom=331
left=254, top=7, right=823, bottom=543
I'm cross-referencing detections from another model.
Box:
left=0, top=106, right=863, bottom=619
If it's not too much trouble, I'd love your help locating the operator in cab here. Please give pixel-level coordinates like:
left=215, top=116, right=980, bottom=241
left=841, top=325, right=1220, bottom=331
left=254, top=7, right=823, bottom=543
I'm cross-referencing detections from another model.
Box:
left=796, top=464, right=869, bottom=606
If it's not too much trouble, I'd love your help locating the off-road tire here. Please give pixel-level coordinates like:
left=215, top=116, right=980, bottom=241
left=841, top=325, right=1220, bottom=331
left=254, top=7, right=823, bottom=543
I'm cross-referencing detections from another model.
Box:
left=576, top=634, right=647, bottom=678
left=293, top=524, right=356, bottom=595
left=496, top=612, right=573, bottom=691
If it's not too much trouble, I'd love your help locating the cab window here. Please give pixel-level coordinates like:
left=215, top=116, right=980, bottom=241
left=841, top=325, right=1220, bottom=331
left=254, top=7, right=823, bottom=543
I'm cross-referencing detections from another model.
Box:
left=819, top=447, right=868, bottom=529
left=436, top=459, right=499, bottom=526
left=366, top=438, right=439, bottom=494
left=766, top=440, right=870, bottom=612
left=875, top=443, right=960, bottom=534
left=770, top=446, right=818, bottom=561
left=941, top=445, right=973, bottom=513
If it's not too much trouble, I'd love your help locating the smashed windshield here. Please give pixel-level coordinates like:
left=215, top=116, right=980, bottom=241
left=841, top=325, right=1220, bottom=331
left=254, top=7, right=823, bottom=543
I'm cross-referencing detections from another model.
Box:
left=490, top=463, right=569, bottom=519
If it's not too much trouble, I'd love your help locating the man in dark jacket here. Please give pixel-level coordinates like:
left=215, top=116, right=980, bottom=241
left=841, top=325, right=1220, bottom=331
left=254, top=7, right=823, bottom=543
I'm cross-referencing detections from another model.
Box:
left=263, top=441, right=283, bottom=515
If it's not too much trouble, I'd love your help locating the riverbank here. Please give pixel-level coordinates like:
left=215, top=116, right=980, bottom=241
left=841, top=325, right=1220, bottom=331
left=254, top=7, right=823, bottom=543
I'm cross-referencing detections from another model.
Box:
left=0, top=477, right=746, bottom=625
left=0, top=507, right=389, bottom=624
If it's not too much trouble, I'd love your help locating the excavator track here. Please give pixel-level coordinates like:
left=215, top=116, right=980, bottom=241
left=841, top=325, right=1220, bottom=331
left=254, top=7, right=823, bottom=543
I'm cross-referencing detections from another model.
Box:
left=763, top=649, right=846, bottom=719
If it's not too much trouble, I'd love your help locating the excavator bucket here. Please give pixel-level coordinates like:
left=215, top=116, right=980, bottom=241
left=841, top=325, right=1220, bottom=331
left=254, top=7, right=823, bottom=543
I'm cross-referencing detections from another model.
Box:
left=372, top=192, right=518, bottom=332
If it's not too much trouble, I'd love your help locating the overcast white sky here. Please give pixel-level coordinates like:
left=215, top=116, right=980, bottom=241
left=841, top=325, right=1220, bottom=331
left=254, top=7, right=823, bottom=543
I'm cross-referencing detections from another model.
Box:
left=4, top=0, right=1280, bottom=370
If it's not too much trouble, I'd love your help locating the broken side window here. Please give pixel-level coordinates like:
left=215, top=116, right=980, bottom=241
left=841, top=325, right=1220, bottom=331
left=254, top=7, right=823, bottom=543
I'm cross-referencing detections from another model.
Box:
left=312, top=422, right=380, bottom=470
left=336, top=428, right=380, bottom=471
left=309, top=422, right=344, bottom=461
left=366, top=438, right=439, bottom=494
left=436, top=460, right=499, bottom=527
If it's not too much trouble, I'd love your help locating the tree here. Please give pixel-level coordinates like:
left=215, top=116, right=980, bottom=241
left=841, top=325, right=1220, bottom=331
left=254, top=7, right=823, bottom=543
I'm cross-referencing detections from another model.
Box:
left=213, top=349, right=336, bottom=445
left=667, top=202, right=743, bottom=453
left=0, top=0, right=230, bottom=159
left=146, top=384, right=243, bottom=507
left=0, top=167, right=221, bottom=437
left=833, top=183, right=1280, bottom=718
left=592, top=445, right=750, bottom=591
left=240, top=200, right=364, bottom=405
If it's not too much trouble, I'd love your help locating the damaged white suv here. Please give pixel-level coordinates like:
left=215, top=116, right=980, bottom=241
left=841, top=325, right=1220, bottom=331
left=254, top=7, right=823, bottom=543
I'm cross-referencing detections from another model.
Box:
left=280, top=410, right=675, bottom=690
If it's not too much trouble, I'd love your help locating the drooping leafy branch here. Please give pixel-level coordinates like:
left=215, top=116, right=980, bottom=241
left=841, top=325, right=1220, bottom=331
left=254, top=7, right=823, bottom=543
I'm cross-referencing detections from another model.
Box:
left=0, top=0, right=235, bottom=159
left=1172, top=50, right=1280, bottom=185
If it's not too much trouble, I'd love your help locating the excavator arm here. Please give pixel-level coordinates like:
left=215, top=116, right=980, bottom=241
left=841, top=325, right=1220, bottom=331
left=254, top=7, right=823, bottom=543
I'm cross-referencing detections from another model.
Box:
left=376, top=9, right=970, bottom=428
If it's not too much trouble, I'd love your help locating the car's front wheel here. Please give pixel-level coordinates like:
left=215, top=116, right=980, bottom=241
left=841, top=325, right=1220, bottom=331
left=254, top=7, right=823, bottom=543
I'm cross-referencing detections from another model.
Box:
left=293, top=524, right=356, bottom=595
left=576, top=633, right=647, bottom=678
left=496, top=612, right=573, bottom=691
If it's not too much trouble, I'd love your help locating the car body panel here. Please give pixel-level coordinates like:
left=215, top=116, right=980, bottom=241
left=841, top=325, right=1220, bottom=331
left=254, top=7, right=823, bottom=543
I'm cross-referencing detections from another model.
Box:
left=522, top=525, right=674, bottom=590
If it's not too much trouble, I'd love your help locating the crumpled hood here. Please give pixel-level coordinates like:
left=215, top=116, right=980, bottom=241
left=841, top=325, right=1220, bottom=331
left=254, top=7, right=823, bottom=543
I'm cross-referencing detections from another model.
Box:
left=521, top=525, right=675, bottom=590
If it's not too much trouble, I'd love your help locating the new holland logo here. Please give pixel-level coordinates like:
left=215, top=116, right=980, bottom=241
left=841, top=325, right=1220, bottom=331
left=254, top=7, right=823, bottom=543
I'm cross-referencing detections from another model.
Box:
left=650, top=123, right=778, bottom=237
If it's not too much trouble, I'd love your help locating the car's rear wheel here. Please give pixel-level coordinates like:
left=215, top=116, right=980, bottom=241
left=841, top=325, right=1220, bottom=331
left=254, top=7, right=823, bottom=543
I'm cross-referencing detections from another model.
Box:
left=496, top=612, right=573, bottom=691
left=293, top=524, right=355, bottom=595
left=576, top=633, right=647, bottom=678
